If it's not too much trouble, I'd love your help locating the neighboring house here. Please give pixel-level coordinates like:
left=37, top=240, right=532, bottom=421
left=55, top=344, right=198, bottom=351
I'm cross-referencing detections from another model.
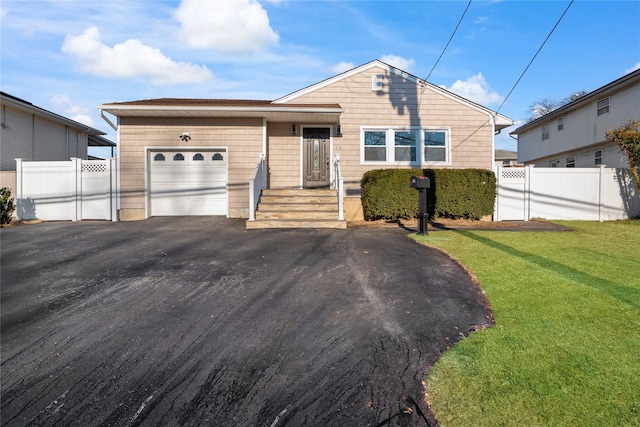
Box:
left=98, top=60, right=513, bottom=221
left=494, top=149, right=522, bottom=167
left=0, top=92, right=116, bottom=193
left=511, top=69, right=640, bottom=168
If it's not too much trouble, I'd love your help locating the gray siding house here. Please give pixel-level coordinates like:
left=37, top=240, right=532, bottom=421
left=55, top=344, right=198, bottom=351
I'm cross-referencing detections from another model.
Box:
left=511, top=69, right=640, bottom=168
left=0, top=92, right=115, bottom=193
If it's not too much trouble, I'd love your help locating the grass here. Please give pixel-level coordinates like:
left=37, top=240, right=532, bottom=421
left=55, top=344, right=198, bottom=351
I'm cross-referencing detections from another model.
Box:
left=413, top=221, right=640, bottom=427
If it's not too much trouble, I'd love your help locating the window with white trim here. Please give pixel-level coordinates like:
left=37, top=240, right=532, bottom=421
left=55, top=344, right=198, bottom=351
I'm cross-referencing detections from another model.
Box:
left=363, top=130, right=387, bottom=161
left=594, top=150, right=602, bottom=166
left=597, top=98, right=609, bottom=115
left=361, top=127, right=449, bottom=165
left=424, top=131, right=447, bottom=162
left=558, top=117, right=564, bottom=131
left=542, top=124, right=550, bottom=140
left=394, top=130, right=417, bottom=162
left=566, top=156, right=575, bottom=168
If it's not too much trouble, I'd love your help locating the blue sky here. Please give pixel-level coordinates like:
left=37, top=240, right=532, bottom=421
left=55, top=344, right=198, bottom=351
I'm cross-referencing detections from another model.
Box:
left=1, top=0, right=639, bottom=157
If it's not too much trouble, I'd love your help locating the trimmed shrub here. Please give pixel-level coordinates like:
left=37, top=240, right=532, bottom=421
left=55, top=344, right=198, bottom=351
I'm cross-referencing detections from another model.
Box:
left=361, top=168, right=496, bottom=220
left=1, top=187, right=15, bottom=225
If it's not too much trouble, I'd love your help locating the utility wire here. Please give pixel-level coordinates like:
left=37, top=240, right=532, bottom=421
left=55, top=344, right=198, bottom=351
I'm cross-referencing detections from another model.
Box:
left=494, top=0, right=574, bottom=115
left=453, top=0, right=574, bottom=147
left=423, top=0, right=473, bottom=83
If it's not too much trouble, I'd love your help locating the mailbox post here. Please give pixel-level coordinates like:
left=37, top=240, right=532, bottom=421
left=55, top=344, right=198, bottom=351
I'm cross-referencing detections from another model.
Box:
left=410, top=175, right=430, bottom=234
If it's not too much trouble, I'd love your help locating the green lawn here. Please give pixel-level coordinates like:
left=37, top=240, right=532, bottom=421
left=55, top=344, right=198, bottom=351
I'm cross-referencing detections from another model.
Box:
left=414, top=221, right=640, bottom=427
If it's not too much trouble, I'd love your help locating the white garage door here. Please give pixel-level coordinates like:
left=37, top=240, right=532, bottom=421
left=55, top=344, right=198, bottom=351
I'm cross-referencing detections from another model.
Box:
left=149, top=149, right=228, bottom=216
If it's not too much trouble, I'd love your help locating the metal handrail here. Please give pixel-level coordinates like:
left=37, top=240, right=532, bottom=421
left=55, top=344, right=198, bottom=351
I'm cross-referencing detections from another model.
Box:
left=333, top=154, right=344, bottom=221
left=248, top=154, right=266, bottom=221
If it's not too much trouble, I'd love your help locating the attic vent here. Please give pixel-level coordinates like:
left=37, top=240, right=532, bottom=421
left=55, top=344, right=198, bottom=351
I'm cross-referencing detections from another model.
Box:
left=371, top=75, right=384, bottom=91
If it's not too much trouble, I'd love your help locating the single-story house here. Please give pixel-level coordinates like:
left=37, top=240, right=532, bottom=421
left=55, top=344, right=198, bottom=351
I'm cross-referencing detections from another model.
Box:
left=511, top=68, right=640, bottom=168
left=0, top=91, right=116, bottom=194
left=494, top=149, right=522, bottom=168
left=99, top=60, right=513, bottom=223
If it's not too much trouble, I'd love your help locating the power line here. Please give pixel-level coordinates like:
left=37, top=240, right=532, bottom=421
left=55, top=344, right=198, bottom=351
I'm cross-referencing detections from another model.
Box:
left=423, top=0, right=473, bottom=83
left=453, top=0, right=575, bottom=148
left=495, top=0, right=574, bottom=115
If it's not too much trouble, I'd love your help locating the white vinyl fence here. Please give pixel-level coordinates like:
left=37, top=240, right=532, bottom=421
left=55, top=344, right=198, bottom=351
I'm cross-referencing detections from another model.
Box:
left=15, top=158, right=117, bottom=221
left=495, top=165, right=640, bottom=221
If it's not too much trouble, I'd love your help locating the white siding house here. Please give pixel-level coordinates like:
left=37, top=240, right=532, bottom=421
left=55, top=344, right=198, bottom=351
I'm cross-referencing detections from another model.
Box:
left=511, top=69, right=640, bottom=168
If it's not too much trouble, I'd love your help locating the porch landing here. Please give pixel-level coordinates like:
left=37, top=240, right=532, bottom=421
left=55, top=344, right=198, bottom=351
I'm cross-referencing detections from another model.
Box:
left=246, top=189, right=347, bottom=229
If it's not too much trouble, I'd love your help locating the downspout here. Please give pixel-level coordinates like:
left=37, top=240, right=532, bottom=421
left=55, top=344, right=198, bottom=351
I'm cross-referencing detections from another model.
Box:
left=490, top=114, right=496, bottom=166
left=99, top=108, right=118, bottom=131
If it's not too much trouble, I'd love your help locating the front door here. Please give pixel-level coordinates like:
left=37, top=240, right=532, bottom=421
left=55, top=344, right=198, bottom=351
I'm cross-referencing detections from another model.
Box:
left=303, top=127, right=330, bottom=188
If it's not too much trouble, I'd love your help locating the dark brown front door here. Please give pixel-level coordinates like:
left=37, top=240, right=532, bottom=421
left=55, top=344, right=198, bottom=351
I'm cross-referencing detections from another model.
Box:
left=303, top=127, right=330, bottom=188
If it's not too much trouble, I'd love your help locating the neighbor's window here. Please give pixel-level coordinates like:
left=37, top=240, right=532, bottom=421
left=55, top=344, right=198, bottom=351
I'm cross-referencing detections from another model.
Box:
left=595, top=150, right=603, bottom=165
left=424, top=131, right=447, bottom=162
left=597, top=98, right=610, bottom=115
left=394, top=130, right=417, bottom=162
left=364, top=130, right=387, bottom=162
left=558, top=117, right=564, bottom=131
left=542, top=124, right=550, bottom=140
left=551, top=160, right=560, bottom=168
left=566, top=156, right=575, bottom=168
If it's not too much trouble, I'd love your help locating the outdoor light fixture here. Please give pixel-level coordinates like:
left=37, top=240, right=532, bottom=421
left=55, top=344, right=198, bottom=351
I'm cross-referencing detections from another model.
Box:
left=336, top=124, right=342, bottom=137
left=180, top=132, right=191, bottom=142
left=291, top=124, right=296, bottom=135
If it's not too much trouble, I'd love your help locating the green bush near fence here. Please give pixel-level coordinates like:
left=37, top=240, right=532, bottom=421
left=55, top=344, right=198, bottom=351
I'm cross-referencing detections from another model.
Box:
left=1, top=187, right=16, bottom=225
left=360, top=168, right=496, bottom=220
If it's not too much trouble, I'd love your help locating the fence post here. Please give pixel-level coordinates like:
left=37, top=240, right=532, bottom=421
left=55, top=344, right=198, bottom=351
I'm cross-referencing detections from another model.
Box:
left=598, top=164, right=605, bottom=222
left=494, top=165, right=502, bottom=221
left=72, top=158, right=80, bottom=221
left=15, top=158, right=23, bottom=221
left=525, top=165, right=534, bottom=221
left=110, top=157, right=118, bottom=221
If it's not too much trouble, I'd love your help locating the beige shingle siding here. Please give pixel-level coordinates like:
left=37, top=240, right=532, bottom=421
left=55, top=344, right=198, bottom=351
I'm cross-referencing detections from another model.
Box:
left=266, top=122, right=301, bottom=189
left=118, top=116, right=263, bottom=218
left=278, top=65, right=493, bottom=193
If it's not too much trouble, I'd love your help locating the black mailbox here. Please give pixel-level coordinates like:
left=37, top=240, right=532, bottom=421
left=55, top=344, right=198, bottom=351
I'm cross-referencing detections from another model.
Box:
left=410, top=175, right=430, bottom=234
left=410, top=175, right=430, bottom=189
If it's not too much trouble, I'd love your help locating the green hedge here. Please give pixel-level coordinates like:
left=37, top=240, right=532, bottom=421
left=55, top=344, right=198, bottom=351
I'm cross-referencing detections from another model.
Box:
left=360, top=168, right=496, bottom=220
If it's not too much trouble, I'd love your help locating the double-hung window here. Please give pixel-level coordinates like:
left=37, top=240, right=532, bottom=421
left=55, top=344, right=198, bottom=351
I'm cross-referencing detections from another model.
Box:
left=362, top=127, right=449, bottom=165
left=363, top=130, right=387, bottom=161
left=542, top=124, right=550, bottom=140
left=394, top=131, right=417, bottom=162
left=597, top=98, right=609, bottom=115
left=424, top=130, right=447, bottom=162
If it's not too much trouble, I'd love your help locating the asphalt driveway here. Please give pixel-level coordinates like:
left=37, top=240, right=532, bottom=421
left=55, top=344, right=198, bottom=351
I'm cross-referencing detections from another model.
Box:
left=1, top=217, right=492, bottom=426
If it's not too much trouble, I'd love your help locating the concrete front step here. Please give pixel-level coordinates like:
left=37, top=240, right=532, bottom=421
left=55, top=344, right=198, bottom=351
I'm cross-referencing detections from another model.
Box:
left=257, top=203, right=337, bottom=212
left=246, top=219, right=347, bottom=229
left=247, top=188, right=346, bottom=230
left=256, top=210, right=338, bottom=220
left=262, top=189, right=335, bottom=197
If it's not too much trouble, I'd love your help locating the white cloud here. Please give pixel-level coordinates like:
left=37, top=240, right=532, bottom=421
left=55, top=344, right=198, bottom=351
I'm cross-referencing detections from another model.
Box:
left=380, top=55, right=415, bottom=72
left=175, top=0, right=278, bottom=53
left=50, top=94, right=95, bottom=127
left=624, top=62, right=640, bottom=74
left=444, top=73, right=503, bottom=106
left=332, top=61, right=355, bottom=74
left=62, top=26, right=212, bottom=85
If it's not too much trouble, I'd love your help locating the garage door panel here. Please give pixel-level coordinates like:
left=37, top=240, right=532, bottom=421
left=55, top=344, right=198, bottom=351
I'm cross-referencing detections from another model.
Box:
left=149, top=149, right=228, bottom=216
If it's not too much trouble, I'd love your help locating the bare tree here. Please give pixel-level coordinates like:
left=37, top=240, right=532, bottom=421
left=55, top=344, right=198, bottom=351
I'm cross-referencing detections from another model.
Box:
left=526, top=91, right=587, bottom=122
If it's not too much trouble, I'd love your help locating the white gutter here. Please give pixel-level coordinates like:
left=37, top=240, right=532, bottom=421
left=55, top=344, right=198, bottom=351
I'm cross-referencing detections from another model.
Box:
left=99, top=108, right=118, bottom=131
left=98, top=104, right=344, bottom=115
